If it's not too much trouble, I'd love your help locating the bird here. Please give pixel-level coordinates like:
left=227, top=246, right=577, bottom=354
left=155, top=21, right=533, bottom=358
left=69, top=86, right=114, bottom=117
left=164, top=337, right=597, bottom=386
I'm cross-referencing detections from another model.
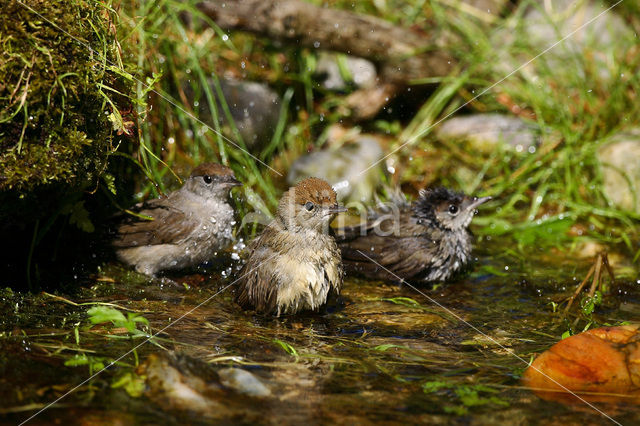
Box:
left=335, top=187, right=490, bottom=283
left=235, top=177, right=346, bottom=316
left=112, top=163, right=241, bottom=276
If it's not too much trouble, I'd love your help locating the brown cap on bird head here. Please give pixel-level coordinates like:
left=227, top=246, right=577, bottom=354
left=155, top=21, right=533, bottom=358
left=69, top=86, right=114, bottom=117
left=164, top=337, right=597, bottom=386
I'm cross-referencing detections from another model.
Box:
left=289, top=177, right=338, bottom=207
left=278, top=177, right=346, bottom=228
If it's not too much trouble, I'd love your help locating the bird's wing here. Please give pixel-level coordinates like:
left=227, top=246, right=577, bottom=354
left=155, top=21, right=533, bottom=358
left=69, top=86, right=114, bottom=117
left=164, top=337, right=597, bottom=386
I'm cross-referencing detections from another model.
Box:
left=340, top=234, right=435, bottom=282
left=338, top=212, right=438, bottom=281
left=112, top=196, right=198, bottom=248
left=235, top=227, right=281, bottom=314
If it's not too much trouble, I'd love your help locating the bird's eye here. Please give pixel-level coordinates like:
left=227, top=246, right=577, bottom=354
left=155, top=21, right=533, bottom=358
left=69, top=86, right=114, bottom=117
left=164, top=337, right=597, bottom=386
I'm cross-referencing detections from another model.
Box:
left=203, top=175, right=213, bottom=184
left=448, top=205, right=459, bottom=215
left=304, top=201, right=314, bottom=211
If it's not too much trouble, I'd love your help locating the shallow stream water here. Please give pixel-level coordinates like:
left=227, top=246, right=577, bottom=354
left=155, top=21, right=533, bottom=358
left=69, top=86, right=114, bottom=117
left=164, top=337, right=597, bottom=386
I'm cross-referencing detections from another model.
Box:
left=1, top=238, right=638, bottom=425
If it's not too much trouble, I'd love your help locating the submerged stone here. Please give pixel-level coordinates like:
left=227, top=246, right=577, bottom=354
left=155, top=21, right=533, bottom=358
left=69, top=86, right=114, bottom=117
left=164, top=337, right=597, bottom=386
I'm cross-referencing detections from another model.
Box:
left=218, top=367, right=271, bottom=397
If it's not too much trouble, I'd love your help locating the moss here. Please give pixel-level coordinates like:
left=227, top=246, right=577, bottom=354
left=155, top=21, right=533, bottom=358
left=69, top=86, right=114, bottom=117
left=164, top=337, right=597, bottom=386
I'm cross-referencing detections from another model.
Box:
left=0, top=0, right=130, bottom=191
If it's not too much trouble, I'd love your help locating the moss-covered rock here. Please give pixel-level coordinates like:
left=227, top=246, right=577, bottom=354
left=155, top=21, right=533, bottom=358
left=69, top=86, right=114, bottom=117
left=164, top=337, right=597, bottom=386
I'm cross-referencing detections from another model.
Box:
left=0, top=0, right=130, bottom=191
left=0, top=0, right=136, bottom=289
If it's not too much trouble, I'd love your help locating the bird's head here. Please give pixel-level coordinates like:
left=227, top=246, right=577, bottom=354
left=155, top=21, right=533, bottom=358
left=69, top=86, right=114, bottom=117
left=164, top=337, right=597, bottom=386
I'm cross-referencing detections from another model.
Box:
left=413, top=187, right=490, bottom=231
left=278, top=177, right=346, bottom=233
left=185, top=163, right=242, bottom=199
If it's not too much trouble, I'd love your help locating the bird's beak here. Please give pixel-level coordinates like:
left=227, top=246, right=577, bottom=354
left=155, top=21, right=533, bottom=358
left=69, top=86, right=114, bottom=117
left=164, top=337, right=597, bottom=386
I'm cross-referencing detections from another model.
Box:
left=467, top=196, right=491, bottom=210
left=224, top=176, right=243, bottom=187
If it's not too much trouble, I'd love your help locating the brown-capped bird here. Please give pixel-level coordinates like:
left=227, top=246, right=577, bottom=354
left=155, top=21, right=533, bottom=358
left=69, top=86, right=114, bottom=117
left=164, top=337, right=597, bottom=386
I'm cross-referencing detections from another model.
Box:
left=113, top=163, right=241, bottom=276
left=336, top=187, right=490, bottom=283
left=236, top=178, right=346, bottom=316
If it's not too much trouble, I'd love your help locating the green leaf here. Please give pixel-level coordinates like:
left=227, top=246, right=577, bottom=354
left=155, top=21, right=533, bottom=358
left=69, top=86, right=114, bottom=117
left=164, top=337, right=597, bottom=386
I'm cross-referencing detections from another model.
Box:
left=422, top=381, right=448, bottom=392
left=102, top=172, right=117, bottom=195
left=273, top=339, right=299, bottom=357
left=373, top=344, right=406, bottom=352
left=128, top=313, right=150, bottom=327
left=382, top=297, right=420, bottom=307
left=112, top=371, right=146, bottom=398
left=87, top=306, right=127, bottom=326
left=64, top=354, right=90, bottom=367
left=66, top=201, right=95, bottom=233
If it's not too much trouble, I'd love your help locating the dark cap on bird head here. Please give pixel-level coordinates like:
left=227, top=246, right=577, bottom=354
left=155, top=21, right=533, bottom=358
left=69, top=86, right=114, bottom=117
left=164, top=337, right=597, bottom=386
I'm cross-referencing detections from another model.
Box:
left=190, top=163, right=236, bottom=178
left=190, top=163, right=241, bottom=186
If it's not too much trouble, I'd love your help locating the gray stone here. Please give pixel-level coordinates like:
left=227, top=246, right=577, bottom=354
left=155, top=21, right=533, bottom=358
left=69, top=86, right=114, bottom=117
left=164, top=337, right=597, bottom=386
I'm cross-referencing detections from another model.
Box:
left=186, top=78, right=281, bottom=151
left=436, top=113, right=539, bottom=153
left=597, top=129, right=640, bottom=213
left=496, top=0, right=634, bottom=81
left=287, top=135, right=385, bottom=204
left=316, top=53, right=377, bottom=91
left=218, top=367, right=271, bottom=397
left=524, top=0, right=632, bottom=53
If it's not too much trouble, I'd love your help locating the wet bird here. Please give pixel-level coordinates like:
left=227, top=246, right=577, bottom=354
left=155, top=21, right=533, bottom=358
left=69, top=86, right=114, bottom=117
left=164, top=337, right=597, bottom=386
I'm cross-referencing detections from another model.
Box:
left=113, top=163, right=241, bottom=276
left=336, top=187, right=490, bottom=283
left=236, top=178, right=346, bottom=316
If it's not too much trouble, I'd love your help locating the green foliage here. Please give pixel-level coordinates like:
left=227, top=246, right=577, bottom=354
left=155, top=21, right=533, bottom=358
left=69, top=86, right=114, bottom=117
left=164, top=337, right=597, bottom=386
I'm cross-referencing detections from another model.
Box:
left=87, top=306, right=150, bottom=337
left=0, top=0, right=134, bottom=191
left=479, top=216, right=575, bottom=250
left=62, top=200, right=95, bottom=233
left=111, top=371, right=146, bottom=398
left=422, top=380, right=509, bottom=415
left=434, top=0, right=640, bottom=250
left=273, top=338, right=299, bottom=357
left=64, top=353, right=109, bottom=374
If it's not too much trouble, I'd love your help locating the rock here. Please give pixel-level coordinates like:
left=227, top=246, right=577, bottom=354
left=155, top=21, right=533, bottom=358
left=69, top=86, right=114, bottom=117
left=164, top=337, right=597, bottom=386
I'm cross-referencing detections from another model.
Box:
left=139, top=353, right=225, bottom=416
left=287, top=135, right=385, bottom=204
left=524, top=0, right=633, bottom=54
left=519, top=0, right=633, bottom=80
left=218, top=368, right=271, bottom=397
left=187, top=78, right=281, bottom=151
left=0, top=0, right=129, bottom=192
left=597, top=129, right=640, bottom=213
left=138, top=353, right=272, bottom=420
left=522, top=325, right=640, bottom=404
left=316, top=52, right=377, bottom=91
left=436, top=114, right=539, bottom=153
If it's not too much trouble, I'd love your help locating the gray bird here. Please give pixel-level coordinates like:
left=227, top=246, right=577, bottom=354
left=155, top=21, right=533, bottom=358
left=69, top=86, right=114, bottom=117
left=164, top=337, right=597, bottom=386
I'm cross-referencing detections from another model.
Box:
left=113, top=163, right=241, bottom=276
left=236, top=177, right=346, bottom=316
left=336, top=187, right=490, bottom=283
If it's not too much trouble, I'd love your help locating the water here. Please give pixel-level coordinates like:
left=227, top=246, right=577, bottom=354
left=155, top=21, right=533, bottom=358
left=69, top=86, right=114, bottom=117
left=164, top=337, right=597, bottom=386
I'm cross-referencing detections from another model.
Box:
left=0, top=239, right=638, bottom=424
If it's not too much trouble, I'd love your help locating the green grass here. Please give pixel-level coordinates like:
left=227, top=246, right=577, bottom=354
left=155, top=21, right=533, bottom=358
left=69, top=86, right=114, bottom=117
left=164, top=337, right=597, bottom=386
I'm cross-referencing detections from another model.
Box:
left=114, top=0, right=639, bottom=257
